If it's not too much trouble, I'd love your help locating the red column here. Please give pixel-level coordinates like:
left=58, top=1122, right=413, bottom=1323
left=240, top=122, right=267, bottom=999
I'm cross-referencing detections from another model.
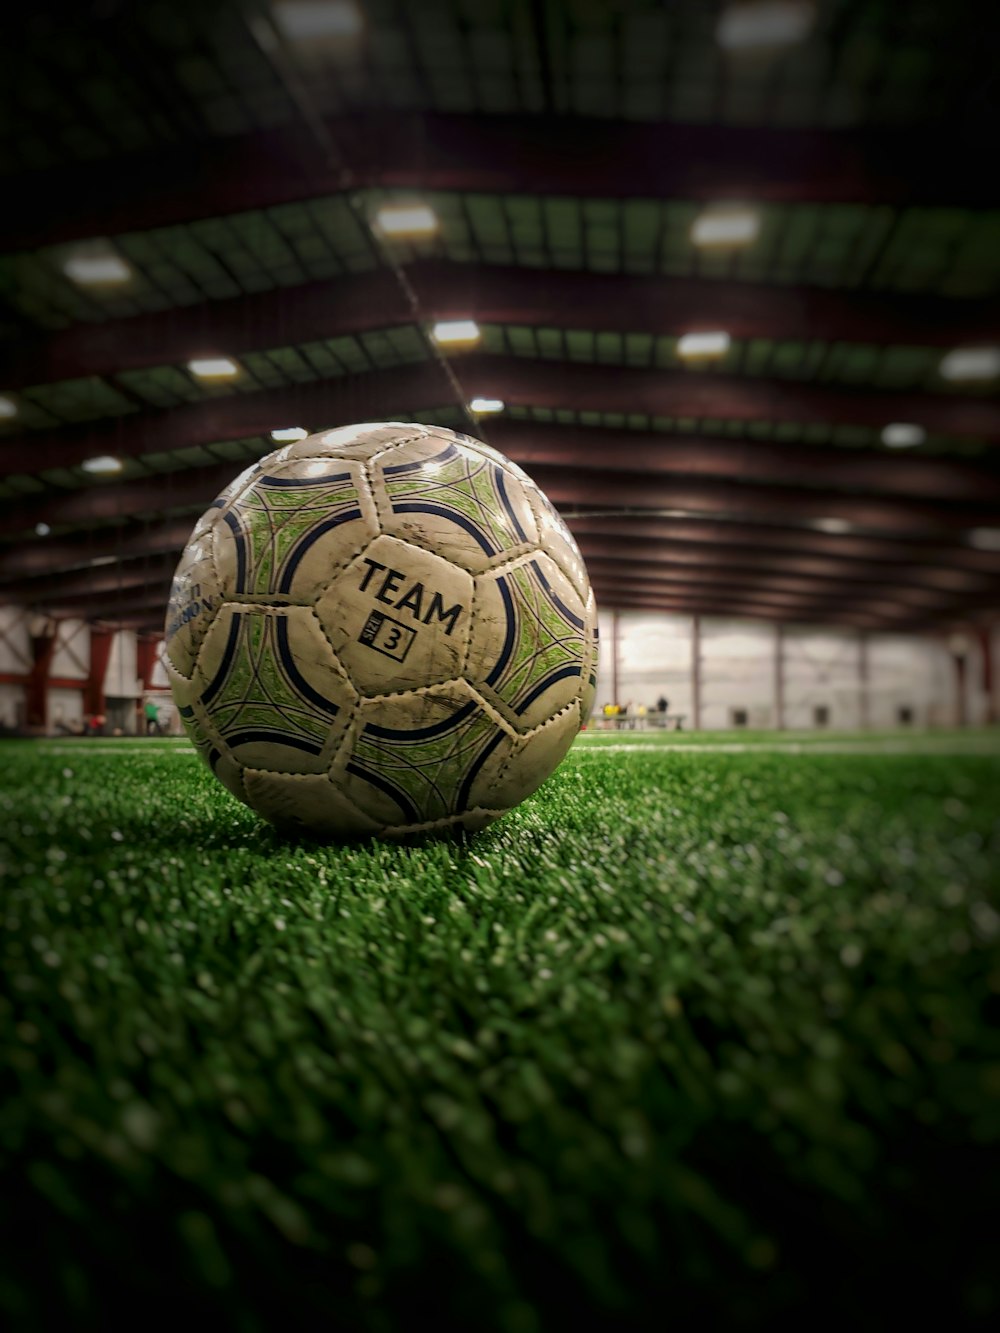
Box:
left=27, top=631, right=57, bottom=729
left=979, top=627, right=996, bottom=726
left=83, top=629, right=114, bottom=718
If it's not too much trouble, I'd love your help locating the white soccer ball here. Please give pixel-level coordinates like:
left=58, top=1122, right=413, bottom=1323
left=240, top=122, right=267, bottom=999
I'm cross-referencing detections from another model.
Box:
left=164, top=422, right=598, bottom=837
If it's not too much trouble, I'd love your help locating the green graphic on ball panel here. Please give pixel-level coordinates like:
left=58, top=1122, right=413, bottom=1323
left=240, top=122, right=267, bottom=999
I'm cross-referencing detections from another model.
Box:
left=384, top=444, right=530, bottom=558
left=222, top=466, right=364, bottom=596
left=197, top=608, right=348, bottom=772
left=345, top=696, right=510, bottom=824
left=484, top=561, right=585, bottom=720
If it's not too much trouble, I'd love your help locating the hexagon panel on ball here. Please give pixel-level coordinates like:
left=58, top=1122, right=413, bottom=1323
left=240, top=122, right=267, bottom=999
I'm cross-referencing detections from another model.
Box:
left=315, top=534, right=472, bottom=697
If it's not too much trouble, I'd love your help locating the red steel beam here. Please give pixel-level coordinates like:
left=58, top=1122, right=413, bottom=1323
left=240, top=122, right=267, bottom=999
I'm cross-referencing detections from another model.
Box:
left=487, top=420, right=1000, bottom=505
left=4, top=505, right=998, bottom=586
left=3, top=113, right=997, bottom=253
left=3, top=451, right=997, bottom=542
left=564, top=515, right=1000, bottom=582
left=4, top=360, right=998, bottom=488
left=6, top=261, right=998, bottom=389
left=0, top=516, right=197, bottom=581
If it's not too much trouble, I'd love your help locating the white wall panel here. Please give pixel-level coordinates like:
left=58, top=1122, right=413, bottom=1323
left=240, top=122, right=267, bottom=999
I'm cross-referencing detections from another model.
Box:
left=105, top=630, right=140, bottom=697
left=782, top=629, right=862, bottom=730
left=48, top=688, right=85, bottom=733
left=700, top=619, right=775, bottom=730
left=0, top=605, right=30, bottom=673
left=0, top=683, right=24, bottom=728
left=49, top=619, right=89, bottom=680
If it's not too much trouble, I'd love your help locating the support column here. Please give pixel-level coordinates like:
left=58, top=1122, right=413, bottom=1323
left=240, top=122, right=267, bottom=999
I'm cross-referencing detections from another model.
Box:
left=691, top=615, right=701, bottom=731
left=859, top=631, right=870, bottom=730
left=136, top=636, right=160, bottom=691
left=83, top=628, right=114, bottom=719
left=27, top=629, right=57, bottom=729
left=611, top=609, right=620, bottom=706
left=774, top=623, right=785, bottom=731
left=978, top=627, right=995, bottom=726
left=952, top=646, right=968, bottom=728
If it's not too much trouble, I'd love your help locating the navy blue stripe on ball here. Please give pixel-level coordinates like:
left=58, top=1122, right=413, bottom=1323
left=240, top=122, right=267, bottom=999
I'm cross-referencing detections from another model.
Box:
left=345, top=761, right=419, bottom=822
left=364, top=699, right=477, bottom=742
left=391, top=502, right=496, bottom=555
left=530, top=560, right=585, bottom=630
left=457, top=730, right=505, bottom=812
left=222, top=511, right=247, bottom=592
left=515, top=665, right=581, bottom=715
left=485, top=576, right=517, bottom=686
left=275, top=617, right=340, bottom=717
left=277, top=508, right=362, bottom=593
left=226, top=730, right=323, bottom=755
left=495, top=467, right=528, bottom=542
left=383, top=444, right=459, bottom=475
left=200, top=613, right=242, bottom=705
left=259, top=471, right=351, bottom=487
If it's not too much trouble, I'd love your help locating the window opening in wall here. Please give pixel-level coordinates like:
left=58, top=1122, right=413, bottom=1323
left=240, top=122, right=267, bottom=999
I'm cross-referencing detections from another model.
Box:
left=898, top=706, right=914, bottom=725
left=731, top=708, right=748, bottom=727
left=814, top=705, right=830, bottom=727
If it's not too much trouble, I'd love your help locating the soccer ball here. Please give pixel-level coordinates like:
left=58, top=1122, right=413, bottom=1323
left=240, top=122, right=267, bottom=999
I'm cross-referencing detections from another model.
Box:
left=164, top=422, right=598, bottom=838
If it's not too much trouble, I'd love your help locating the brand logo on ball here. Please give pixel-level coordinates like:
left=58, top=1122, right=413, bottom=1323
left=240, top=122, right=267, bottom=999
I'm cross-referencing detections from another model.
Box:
left=357, top=556, right=463, bottom=636
left=358, top=610, right=416, bottom=662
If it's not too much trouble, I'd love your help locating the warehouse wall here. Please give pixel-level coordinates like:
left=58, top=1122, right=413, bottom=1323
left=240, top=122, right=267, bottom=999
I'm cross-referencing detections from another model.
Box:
left=595, top=609, right=985, bottom=730
left=0, top=604, right=30, bottom=728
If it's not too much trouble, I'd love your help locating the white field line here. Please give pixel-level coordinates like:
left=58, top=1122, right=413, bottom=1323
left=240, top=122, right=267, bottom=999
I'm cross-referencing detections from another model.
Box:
left=572, top=739, right=1000, bottom=756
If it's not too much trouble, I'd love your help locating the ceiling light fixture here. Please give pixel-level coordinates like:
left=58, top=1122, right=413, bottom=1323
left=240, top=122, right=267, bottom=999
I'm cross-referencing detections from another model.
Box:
left=188, top=357, right=240, bottom=379
left=62, top=244, right=133, bottom=286
left=469, top=397, right=504, bottom=414
left=81, top=455, right=124, bottom=475
left=270, top=426, right=310, bottom=442
left=716, top=1, right=816, bottom=51
left=813, top=517, right=852, bottom=534
left=35, top=522, right=51, bottom=536
left=431, top=319, right=481, bottom=347
left=677, top=331, right=731, bottom=360
left=272, top=1, right=364, bottom=41
left=690, top=205, right=761, bottom=248
left=374, top=203, right=439, bottom=238
left=0, top=395, right=17, bottom=419
left=939, top=346, right=1000, bottom=382
left=881, top=422, right=926, bottom=448
left=968, top=528, right=1000, bottom=551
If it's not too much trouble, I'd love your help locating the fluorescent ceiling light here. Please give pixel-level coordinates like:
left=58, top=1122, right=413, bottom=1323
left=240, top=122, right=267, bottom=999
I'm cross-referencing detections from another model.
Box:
left=716, top=2, right=816, bottom=51
left=939, top=346, right=1000, bottom=382
left=469, top=397, right=504, bottom=414
left=188, top=357, right=240, bottom=379
left=968, top=527, right=1000, bottom=551
left=270, top=426, right=310, bottom=442
left=431, top=319, right=481, bottom=346
left=273, top=1, right=363, bottom=40
left=882, top=422, right=926, bottom=448
left=89, top=555, right=118, bottom=568
left=690, top=205, right=760, bottom=248
left=676, top=331, right=731, bottom=360
left=374, top=204, right=439, bottom=238
left=35, top=522, right=50, bottom=536
left=0, top=395, right=17, bottom=418
left=813, top=517, right=852, bottom=534
left=81, top=455, right=123, bottom=475
left=62, top=245, right=132, bottom=286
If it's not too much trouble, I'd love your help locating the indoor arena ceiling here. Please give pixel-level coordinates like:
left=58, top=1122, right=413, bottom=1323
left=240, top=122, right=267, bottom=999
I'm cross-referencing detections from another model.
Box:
left=1, top=0, right=999, bottom=636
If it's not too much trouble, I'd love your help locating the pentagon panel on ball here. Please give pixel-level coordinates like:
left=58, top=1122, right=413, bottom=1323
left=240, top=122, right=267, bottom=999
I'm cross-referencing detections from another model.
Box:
left=165, top=421, right=597, bottom=839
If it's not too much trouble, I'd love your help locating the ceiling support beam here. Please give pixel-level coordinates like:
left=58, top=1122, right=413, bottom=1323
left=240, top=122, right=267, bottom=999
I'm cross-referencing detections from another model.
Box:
left=4, top=112, right=997, bottom=253
left=6, top=260, right=997, bottom=389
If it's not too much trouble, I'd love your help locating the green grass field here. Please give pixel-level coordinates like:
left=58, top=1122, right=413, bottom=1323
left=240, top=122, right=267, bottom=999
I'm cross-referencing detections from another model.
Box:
left=2, top=731, right=999, bottom=1331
